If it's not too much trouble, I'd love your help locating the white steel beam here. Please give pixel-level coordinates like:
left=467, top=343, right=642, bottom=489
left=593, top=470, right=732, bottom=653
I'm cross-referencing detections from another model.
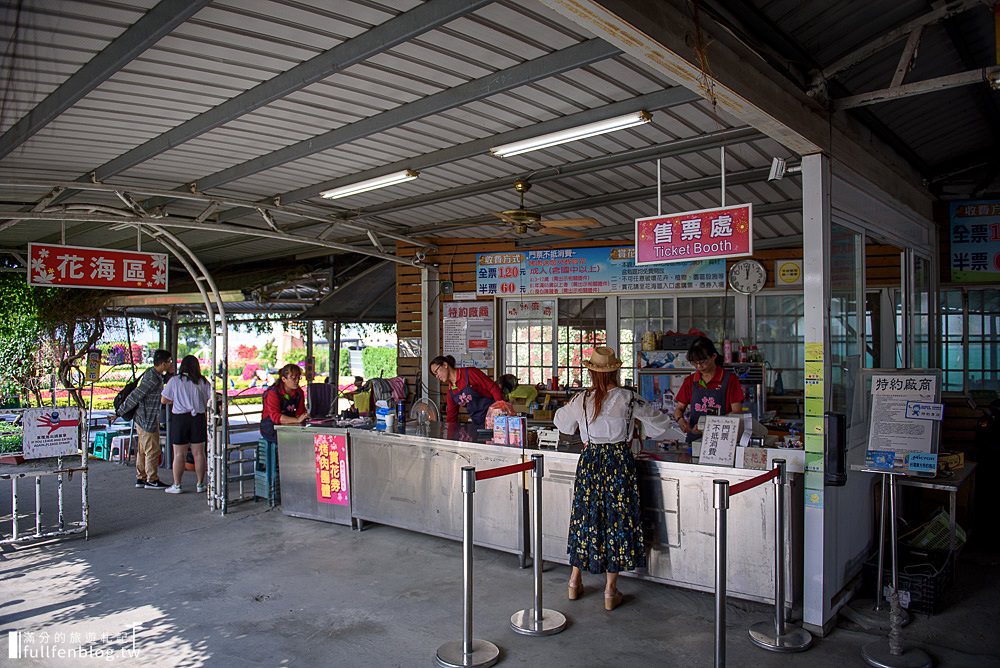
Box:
left=835, top=66, right=1000, bottom=109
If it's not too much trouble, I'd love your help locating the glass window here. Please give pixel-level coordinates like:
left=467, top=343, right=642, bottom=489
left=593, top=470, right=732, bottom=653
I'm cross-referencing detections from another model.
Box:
left=830, top=224, right=863, bottom=429
left=676, top=296, right=735, bottom=344
left=939, top=289, right=964, bottom=392
left=557, top=298, right=606, bottom=387
left=754, top=294, right=804, bottom=391
left=618, top=297, right=675, bottom=382
left=967, top=289, right=1000, bottom=391
left=504, top=300, right=555, bottom=385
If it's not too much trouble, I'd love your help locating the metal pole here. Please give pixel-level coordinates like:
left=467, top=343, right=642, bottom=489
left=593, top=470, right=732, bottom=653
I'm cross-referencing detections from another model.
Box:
left=861, top=472, right=932, bottom=667
left=774, top=462, right=785, bottom=636
left=714, top=479, right=729, bottom=668
left=81, top=411, right=89, bottom=539
left=748, top=460, right=811, bottom=652
left=11, top=476, right=18, bottom=541
left=34, top=476, right=41, bottom=536
left=435, top=466, right=499, bottom=668
left=875, top=474, right=888, bottom=610
left=511, top=454, right=565, bottom=636
left=57, top=456, right=64, bottom=530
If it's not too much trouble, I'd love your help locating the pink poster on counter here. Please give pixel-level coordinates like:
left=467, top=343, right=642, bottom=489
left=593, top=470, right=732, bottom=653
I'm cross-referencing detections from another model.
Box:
left=314, top=433, right=349, bottom=505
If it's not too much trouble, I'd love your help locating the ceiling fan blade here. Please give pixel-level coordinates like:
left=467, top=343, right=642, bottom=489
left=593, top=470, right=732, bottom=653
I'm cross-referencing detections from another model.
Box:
left=493, top=211, right=517, bottom=225
left=541, top=227, right=587, bottom=238
left=540, top=217, right=600, bottom=228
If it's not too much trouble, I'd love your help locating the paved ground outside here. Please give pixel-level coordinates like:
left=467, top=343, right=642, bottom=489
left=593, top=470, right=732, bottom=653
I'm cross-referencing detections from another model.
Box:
left=1, top=460, right=998, bottom=666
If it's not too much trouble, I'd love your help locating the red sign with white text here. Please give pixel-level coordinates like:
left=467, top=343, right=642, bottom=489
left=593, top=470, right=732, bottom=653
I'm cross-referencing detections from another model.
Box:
left=28, top=243, right=168, bottom=291
left=635, top=204, right=752, bottom=265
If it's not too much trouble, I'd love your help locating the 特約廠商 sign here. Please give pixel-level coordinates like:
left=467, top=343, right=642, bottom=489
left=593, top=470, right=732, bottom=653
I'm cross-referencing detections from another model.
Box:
left=28, top=243, right=168, bottom=292
left=635, top=204, right=752, bottom=266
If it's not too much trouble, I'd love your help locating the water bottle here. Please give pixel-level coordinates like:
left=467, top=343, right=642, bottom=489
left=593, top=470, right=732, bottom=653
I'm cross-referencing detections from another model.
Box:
left=396, top=400, right=406, bottom=426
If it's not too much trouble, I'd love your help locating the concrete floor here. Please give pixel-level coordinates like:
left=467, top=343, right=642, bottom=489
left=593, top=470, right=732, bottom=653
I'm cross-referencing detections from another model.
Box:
left=1, top=460, right=998, bottom=667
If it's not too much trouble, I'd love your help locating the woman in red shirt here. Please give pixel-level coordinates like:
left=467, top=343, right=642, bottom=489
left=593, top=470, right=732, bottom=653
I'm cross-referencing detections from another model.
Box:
left=260, top=364, right=309, bottom=443
left=429, top=355, right=503, bottom=426
left=673, top=336, right=744, bottom=443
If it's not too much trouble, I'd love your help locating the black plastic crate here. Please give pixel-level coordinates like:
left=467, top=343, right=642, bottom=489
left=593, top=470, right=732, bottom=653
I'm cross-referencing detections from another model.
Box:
left=863, top=547, right=954, bottom=615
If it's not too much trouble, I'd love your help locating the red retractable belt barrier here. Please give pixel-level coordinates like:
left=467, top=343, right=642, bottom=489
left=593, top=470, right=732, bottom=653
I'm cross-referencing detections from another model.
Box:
left=474, top=461, right=535, bottom=481
left=729, top=467, right=779, bottom=496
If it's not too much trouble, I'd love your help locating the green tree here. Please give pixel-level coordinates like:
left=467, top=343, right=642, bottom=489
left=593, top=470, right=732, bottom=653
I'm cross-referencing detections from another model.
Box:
left=339, top=348, right=351, bottom=377
left=0, top=275, right=44, bottom=406
left=362, top=346, right=397, bottom=379
left=259, top=338, right=277, bottom=366
left=284, top=347, right=307, bottom=364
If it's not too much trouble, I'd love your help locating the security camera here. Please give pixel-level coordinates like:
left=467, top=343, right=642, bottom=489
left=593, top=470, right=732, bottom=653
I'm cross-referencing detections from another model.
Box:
left=415, top=250, right=427, bottom=262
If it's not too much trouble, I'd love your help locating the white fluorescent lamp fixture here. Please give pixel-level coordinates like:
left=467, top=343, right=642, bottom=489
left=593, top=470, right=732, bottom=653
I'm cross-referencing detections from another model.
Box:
left=767, top=157, right=802, bottom=182
left=490, top=110, right=652, bottom=158
left=320, top=169, right=419, bottom=199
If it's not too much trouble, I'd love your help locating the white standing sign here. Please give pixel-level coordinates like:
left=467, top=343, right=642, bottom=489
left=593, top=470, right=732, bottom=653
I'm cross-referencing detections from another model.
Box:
left=23, top=407, right=81, bottom=459
left=867, top=374, right=938, bottom=467
left=698, top=415, right=742, bottom=466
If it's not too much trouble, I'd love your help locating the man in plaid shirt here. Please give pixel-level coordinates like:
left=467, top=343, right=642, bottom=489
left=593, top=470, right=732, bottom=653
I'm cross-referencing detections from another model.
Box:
left=120, top=349, right=173, bottom=488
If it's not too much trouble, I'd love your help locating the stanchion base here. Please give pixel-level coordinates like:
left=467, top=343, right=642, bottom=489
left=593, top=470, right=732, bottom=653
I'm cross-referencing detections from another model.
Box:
left=748, top=621, right=812, bottom=652
left=510, top=608, right=567, bottom=636
left=843, top=599, right=911, bottom=632
left=862, top=640, right=932, bottom=668
left=435, top=639, right=500, bottom=668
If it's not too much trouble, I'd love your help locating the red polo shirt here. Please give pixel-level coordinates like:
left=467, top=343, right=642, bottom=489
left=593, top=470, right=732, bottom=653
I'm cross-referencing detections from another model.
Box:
left=675, top=365, right=745, bottom=414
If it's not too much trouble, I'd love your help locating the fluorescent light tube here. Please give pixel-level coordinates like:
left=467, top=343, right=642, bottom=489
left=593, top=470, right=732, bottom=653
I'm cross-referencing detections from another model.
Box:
left=320, top=169, right=419, bottom=199
left=490, top=110, right=652, bottom=158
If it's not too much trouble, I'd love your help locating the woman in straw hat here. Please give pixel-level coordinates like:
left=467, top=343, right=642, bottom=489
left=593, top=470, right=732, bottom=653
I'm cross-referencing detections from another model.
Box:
left=554, top=346, right=672, bottom=611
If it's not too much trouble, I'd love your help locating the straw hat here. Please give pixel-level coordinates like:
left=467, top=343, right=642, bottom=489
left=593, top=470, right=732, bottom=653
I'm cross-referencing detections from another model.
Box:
left=582, top=346, right=623, bottom=372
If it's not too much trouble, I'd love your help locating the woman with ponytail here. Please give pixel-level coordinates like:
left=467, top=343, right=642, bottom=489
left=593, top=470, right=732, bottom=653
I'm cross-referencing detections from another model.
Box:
left=161, top=355, right=212, bottom=494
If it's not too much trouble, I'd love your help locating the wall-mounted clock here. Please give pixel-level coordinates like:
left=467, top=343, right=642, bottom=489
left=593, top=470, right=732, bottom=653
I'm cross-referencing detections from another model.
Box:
left=728, top=259, right=767, bottom=294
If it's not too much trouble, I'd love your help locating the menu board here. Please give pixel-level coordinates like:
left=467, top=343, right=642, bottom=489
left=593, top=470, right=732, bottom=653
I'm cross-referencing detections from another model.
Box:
left=949, top=200, right=1000, bottom=283
left=475, top=247, right=725, bottom=296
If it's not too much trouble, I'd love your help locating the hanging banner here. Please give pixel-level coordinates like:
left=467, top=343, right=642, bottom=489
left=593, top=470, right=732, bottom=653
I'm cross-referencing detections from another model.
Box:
left=28, top=243, right=168, bottom=292
left=23, top=407, right=81, bottom=459
left=475, top=246, right=724, bottom=296
left=635, top=203, right=752, bottom=265
left=949, top=200, right=1000, bottom=283
left=314, top=433, right=349, bottom=505
left=443, top=302, right=494, bottom=369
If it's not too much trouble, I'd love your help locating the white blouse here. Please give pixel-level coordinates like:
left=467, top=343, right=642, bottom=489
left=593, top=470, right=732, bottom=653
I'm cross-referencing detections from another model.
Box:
left=162, top=374, right=212, bottom=416
left=553, top=387, right=672, bottom=444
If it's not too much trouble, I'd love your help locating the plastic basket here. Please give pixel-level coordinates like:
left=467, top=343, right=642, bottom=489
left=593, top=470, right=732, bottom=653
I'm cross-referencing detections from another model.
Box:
left=255, top=439, right=280, bottom=506
left=864, top=547, right=954, bottom=615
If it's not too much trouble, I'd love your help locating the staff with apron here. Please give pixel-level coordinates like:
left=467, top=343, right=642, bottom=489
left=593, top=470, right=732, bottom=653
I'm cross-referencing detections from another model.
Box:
left=429, top=355, right=504, bottom=426
left=673, top=336, right=744, bottom=443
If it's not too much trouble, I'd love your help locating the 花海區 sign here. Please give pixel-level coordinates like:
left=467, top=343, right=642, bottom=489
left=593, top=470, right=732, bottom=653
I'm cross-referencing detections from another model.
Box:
left=635, top=204, right=752, bottom=265
left=28, top=243, right=168, bottom=292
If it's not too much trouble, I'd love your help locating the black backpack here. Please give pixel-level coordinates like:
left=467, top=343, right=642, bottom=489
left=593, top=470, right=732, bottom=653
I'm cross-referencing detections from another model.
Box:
left=114, top=377, right=140, bottom=421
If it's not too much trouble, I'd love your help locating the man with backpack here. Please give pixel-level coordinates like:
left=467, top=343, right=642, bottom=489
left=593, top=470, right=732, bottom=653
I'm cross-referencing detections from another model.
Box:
left=118, top=349, right=173, bottom=489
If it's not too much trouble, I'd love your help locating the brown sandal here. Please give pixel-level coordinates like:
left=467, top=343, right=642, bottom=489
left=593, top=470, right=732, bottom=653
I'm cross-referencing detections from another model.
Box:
left=604, top=589, right=623, bottom=611
left=568, top=580, right=584, bottom=600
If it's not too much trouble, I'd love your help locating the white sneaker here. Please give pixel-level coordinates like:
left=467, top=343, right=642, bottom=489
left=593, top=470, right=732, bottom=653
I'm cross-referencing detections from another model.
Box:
left=196, top=483, right=207, bottom=493
left=164, top=484, right=182, bottom=494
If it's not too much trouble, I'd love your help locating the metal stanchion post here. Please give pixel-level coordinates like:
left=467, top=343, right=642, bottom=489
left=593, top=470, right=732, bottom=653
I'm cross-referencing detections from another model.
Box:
left=862, top=472, right=932, bottom=668
left=436, top=466, right=499, bottom=668
left=714, top=479, right=729, bottom=668
left=749, top=460, right=812, bottom=652
left=512, top=454, right=566, bottom=636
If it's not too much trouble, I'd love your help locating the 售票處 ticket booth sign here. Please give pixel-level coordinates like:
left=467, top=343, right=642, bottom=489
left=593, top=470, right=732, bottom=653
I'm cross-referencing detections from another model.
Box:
left=634, top=203, right=752, bottom=266
left=28, top=243, right=168, bottom=291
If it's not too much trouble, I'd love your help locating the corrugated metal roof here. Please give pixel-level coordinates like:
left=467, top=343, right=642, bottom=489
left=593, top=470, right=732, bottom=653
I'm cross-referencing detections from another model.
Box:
left=1, top=0, right=991, bottom=304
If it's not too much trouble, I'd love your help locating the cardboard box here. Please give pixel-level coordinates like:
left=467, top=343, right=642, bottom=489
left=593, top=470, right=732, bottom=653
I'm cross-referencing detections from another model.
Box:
left=937, top=451, right=964, bottom=472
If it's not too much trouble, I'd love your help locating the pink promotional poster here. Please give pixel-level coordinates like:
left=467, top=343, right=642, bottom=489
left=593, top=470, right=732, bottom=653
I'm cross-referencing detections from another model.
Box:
left=314, top=433, right=349, bottom=506
left=635, top=204, right=752, bottom=266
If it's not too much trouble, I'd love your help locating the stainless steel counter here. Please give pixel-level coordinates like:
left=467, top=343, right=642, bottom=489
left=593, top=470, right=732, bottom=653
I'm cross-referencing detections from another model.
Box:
left=276, top=425, right=353, bottom=526
left=348, top=423, right=528, bottom=560
left=279, top=421, right=801, bottom=605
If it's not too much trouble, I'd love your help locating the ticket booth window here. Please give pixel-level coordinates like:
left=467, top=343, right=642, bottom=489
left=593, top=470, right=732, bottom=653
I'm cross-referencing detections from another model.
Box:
left=557, top=298, right=607, bottom=387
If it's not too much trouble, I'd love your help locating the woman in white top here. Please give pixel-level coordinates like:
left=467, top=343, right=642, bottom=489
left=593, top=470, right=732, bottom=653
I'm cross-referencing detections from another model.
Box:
left=554, top=346, right=671, bottom=611
left=160, top=355, right=212, bottom=494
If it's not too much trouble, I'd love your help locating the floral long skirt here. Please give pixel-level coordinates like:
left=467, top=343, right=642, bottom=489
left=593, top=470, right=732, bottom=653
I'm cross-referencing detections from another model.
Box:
left=567, top=441, right=645, bottom=574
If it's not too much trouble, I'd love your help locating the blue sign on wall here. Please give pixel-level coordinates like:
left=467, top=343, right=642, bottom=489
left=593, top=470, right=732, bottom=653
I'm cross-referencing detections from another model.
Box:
left=950, top=200, right=1000, bottom=283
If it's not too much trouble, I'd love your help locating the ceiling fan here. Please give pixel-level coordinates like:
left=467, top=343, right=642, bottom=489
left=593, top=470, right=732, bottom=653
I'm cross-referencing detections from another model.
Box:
left=491, top=180, right=599, bottom=238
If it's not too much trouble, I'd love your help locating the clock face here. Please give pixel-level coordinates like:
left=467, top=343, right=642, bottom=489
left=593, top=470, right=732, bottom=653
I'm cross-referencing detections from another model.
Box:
left=729, top=259, right=767, bottom=294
